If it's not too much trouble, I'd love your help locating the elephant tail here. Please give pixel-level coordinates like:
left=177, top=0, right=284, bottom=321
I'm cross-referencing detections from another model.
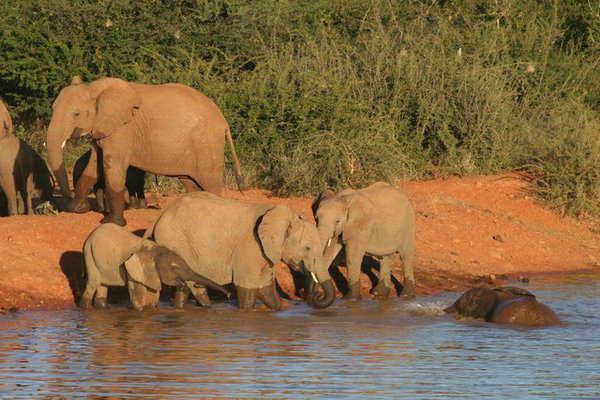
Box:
left=224, top=127, right=244, bottom=192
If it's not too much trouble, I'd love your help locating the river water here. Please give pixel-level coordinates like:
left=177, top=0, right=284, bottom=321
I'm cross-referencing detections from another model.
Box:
left=1, top=273, right=598, bottom=399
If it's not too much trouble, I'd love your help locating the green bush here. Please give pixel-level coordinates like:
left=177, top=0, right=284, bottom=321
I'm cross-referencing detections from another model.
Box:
left=0, top=0, right=598, bottom=218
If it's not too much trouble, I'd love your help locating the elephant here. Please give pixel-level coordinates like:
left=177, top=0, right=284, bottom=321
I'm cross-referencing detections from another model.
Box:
left=312, top=182, right=416, bottom=301
left=0, top=100, right=54, bottom=216
left=73, top=149, right=147, bottom=212
left=82, top=222, right=231, bottom=310
left=144, top=191, right=336, bottom=310
left=46, top=76, right=243, bottom=226
left=444, top=286, right=561, bottom=326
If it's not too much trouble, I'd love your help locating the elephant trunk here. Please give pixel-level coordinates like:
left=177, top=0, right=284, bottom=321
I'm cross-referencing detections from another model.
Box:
left=183, top=270, right=231, bottom=299
left=46, top=122, right=73, bottom=198
left=310, top=279, right=336, bottom=308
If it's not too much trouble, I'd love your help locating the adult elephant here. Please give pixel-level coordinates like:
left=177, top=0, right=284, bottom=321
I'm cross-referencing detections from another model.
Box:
left=0, top=99, right=54, bottom=216
left=144, top=192, right=336, bottom=310
left=312, top=182, right=416, bottom=301
left=47, top=76, right=243, bottom=226
left=444, top=287, right=561, bottom=326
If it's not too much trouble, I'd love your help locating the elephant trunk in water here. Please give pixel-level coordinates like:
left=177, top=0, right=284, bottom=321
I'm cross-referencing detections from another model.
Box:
left=310, top=279, right=336, bottom=308
left=46, top=122, right=74, bottom=198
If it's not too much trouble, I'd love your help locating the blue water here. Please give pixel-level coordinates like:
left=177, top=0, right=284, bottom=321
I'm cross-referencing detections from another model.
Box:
left=0, top=273, right=598, bottom=399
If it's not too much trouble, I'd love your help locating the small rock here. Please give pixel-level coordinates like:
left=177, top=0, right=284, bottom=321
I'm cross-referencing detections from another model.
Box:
left=487, top=274, right=497, bottom=284
left=492, top=234, right=505, bottom=243
left=518, top=275, right=529, bottom=283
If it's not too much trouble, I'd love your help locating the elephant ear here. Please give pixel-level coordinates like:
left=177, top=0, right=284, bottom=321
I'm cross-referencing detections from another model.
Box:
left=258, top=205, right=295, bottom=266
left=124, top=251, right=162, bottom=292
left=342, top=195, right=374, bottom=242
left=91, top=82, right=141, bottom=140
left=311, top=189, right=335, bottom=217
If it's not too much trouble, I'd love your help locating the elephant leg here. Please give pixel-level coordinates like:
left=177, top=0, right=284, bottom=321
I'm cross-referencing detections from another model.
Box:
left=399, top=238, right=416, bottom=299
left=343, top=242, right=365, bottom=301
left=69, top=147, right=99, bottom=213
left=256, top=283, right=282, bottom=311
left=173, top=285, right=191, bottom=308
left=372, top=256, right=392, bottom=298
left=191, top=286, right=211, bottom=307
left=179, top=177, right=202, bottom=192
left=137, top=198, right=148, bottom=209
left=94, top=285, right=108, bottom=308
left=236, top=286, right=257, bottom=310
left=95, top=186, right=106, bottom=213
left=79, top=284, right=96, bottom=309
left=128, top=280, right=147, bottom=311
left=24, top=173, right=33, bottom=215
left=1, top=177, right=19, bottom=216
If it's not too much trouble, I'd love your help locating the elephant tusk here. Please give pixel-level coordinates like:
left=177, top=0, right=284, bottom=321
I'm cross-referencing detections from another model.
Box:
left=327, top=237, right=331, bottom=247
left=310, top=272, right=318, bottom=284
left=61, top=140, right=67, bottom=149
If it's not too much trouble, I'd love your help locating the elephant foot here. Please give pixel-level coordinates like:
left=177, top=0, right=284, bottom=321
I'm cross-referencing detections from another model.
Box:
left=371, top=281, right=391, bottom=298
left=79, top=297, right=93, bottom=309
left=68, top=198, right=91, bottom=213
left=94, top=297, right=107, bottom=308
left=236, top=286, right=257, bottom=310
left=400, top=279, right=416, bottom=300
left=100, top=214, right=127, bottom=227
left=343, top=282, right=362, bottom=301
left=256, top=283, right=282, bottom=311
left=137, top=198, right=148, bottom=209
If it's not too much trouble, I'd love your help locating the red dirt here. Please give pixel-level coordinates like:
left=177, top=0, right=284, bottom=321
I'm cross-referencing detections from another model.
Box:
left=0, top=173, right=598, bottom=311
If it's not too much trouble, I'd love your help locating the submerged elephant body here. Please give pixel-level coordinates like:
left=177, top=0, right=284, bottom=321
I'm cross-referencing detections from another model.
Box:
left=82, top=223, right=229, bottom=310
left=312, top=182, right=416, bottom=300
left=144, top=192, right=336, bottom=310
left=444, top=287, right=560, bottom=326
left=47, top=76, right=242, bottom=226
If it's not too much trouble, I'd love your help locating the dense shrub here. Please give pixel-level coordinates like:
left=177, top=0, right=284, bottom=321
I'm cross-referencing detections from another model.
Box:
left=0, top=0, right=598, bottom=218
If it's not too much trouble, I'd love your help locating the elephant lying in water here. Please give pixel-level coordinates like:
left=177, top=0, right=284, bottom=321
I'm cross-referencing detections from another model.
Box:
left=444, top=287, right=560, bottom=326
left=82, top=223, right=230, bottom=310
left=144, top=192, right=336, bottom=310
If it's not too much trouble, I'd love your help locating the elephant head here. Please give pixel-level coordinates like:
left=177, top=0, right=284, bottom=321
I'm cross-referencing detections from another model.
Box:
left=0, top=100, right=13, bottom=139
left=312, top=190, right=375, bottom=250
left=124, top=245, right=231, bottom=298
left=46, top=76, right=141, bottom=198
left=258, top=205, right=336, bottom=308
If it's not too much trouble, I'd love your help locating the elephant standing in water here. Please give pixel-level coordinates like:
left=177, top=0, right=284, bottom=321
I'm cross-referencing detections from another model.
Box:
left=144, top=192, right=336, bottom=310
left=46, top=76, right=243, bottom=226
left=312, top=182, right=416, bottom=300
left=82, top=223, right=230, bottom=310
left=0, top=99, right=54, bottom=216
left=444, top=287, right=561, bottom=326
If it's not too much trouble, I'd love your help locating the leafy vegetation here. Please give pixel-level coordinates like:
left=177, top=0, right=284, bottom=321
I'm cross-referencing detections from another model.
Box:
left=1, top=0, right=598, bottom=218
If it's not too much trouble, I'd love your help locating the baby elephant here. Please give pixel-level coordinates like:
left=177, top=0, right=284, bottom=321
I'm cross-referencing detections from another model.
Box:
left=82, top=223, right=230, bottom=310
left=312, top=182, right=416, bottom=300
left=444, top=287, right=560, bottom=326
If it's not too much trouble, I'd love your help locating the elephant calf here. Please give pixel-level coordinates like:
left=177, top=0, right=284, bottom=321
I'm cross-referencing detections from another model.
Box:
left=82, top=223, right=230, bottom=310
left=444, top=287, right=561, bottom=326
left=312, top=182, right=416, bottom=300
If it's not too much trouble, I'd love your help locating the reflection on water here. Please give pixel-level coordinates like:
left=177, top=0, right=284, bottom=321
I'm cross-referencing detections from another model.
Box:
left=1, top=273, right=599, bottom=398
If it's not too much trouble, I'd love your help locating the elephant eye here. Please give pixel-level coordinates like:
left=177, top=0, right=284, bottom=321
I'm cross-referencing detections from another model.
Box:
left=305, top=245, right=311, bottom=251
left=73, top=111, right=80, bottom=117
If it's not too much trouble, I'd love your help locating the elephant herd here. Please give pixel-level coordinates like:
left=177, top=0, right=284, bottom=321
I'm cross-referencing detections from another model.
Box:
left=0, top=77, right=560, bottom=326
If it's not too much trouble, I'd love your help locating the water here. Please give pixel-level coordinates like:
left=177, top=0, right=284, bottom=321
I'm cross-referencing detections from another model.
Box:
left=1, top=273, right=598, bottom=399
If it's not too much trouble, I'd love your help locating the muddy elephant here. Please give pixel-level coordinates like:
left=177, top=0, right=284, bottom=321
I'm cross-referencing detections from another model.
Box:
left=82, top=223, right=230, bottom=310
left=312, top=182, right=415, bottom=301
left=144, top=192, right=336, bottom=310
left=73, top=149, right=147, bottom=212
left=47, top=76, right=243, bottom=226
left=0, top=100, right=54, bottom=216
left=444, top=287, right=561, bottom=326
